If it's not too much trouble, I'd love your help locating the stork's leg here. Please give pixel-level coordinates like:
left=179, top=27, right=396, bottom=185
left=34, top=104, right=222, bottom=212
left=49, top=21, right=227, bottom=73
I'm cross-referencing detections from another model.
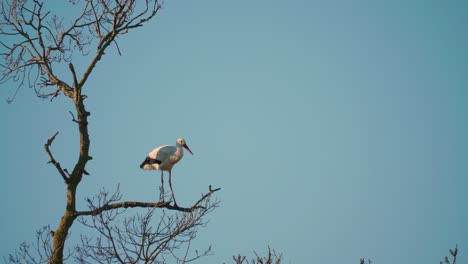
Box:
left=168, top=170, right=178, bottom=207
left=159, top=170, right=165, bottom=202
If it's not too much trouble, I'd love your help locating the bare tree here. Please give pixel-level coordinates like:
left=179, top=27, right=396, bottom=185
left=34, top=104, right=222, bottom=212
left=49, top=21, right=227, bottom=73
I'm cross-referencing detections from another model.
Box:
left=1, top=1, right=220, bottom=263
left=6, top=226, right=55, bottom=264
left=75, top=187, right=218, bottom=263
left=5, top=186, right=220, bottom=264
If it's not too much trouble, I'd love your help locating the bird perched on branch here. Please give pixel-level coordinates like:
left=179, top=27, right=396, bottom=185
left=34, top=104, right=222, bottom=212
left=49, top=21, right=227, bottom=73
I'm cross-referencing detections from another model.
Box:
left=140, top=138, right=193, bottom=207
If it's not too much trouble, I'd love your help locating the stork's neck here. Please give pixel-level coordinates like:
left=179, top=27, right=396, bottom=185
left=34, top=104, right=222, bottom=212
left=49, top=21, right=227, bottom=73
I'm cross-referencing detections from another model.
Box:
left=175, top=144, right=184, bottom=157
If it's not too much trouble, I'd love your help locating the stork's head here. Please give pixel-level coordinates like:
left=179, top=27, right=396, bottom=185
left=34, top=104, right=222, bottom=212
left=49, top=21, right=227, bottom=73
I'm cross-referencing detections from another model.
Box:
left=177, top=138, right=193, bottom=155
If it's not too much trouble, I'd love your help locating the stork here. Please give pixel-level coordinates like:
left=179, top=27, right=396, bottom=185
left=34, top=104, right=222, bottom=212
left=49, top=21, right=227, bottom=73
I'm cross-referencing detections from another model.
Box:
left=140, top=138, right=193, bottom=207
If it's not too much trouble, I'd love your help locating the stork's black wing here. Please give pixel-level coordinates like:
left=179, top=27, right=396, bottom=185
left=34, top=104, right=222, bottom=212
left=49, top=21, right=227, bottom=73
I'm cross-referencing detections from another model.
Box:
left=140, top=156, right=161, bottom=169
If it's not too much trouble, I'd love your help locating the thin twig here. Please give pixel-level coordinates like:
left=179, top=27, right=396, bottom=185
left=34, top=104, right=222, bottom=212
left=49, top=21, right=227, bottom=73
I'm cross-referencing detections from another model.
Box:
left=68, top=111, right=79, bottom=123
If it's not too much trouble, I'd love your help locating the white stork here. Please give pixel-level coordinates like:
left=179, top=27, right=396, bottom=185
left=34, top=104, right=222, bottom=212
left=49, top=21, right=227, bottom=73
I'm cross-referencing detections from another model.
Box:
left=140, top=138, right=193, bottom=206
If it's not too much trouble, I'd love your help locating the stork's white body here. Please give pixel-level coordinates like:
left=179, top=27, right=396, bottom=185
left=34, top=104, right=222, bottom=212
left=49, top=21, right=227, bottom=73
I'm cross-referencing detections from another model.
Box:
left=140, top=138, right=193, bottom=207
left=141, top=145, right=184, bottom=171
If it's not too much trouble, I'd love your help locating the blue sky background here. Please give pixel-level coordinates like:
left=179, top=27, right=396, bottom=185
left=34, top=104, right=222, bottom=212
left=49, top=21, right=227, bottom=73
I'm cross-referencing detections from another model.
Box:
left=1, top=0, right=468, bottom=263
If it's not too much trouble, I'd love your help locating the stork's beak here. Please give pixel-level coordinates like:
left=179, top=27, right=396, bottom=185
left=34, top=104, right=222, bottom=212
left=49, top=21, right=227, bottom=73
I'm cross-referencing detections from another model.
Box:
left=183, top=144, right=193, bottom=155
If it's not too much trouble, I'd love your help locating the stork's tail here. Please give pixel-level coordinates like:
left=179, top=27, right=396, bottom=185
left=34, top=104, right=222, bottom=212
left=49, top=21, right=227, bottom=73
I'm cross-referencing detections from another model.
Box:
left=139, top=160, right=147, bottom=169
left=140, top=156, right=161, bottom=170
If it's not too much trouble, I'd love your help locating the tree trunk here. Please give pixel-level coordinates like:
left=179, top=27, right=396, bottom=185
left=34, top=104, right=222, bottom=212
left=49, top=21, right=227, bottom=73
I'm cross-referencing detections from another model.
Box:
left=50, top=185, right=77, bottom=264
left=50, top=92, right=90, bottom=264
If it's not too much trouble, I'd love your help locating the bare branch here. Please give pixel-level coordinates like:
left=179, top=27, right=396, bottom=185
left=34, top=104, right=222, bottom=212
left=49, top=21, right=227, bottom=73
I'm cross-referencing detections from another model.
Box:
left=193, top=185, right=222, bottom=209
left=233, top=247, right=282, bottom=264
left=6, top=226, right=53, bottom=264
left=440, top=245, right=458, bottom=264
left=76, top=186, right=221, bottom=216
left=44, top=131, right=69, bottom=184
left=68, top=111, right=79, bottom=123
left=68, top=63, right=78, bottom=88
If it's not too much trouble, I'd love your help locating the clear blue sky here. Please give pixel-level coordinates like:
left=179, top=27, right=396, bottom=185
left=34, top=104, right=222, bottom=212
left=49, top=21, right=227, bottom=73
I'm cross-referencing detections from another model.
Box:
left=1, top=0, right=467, bottom=263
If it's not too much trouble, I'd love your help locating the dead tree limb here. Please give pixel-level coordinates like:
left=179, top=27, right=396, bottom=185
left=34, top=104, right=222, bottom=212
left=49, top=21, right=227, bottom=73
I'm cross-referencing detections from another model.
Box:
left=44, top=131, right=69, bottom=184
left=76, top=186, right=221, bottom=216
left=74, top=185, right=219, bottom=263
left=440, top=245, right=458, bottom=264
